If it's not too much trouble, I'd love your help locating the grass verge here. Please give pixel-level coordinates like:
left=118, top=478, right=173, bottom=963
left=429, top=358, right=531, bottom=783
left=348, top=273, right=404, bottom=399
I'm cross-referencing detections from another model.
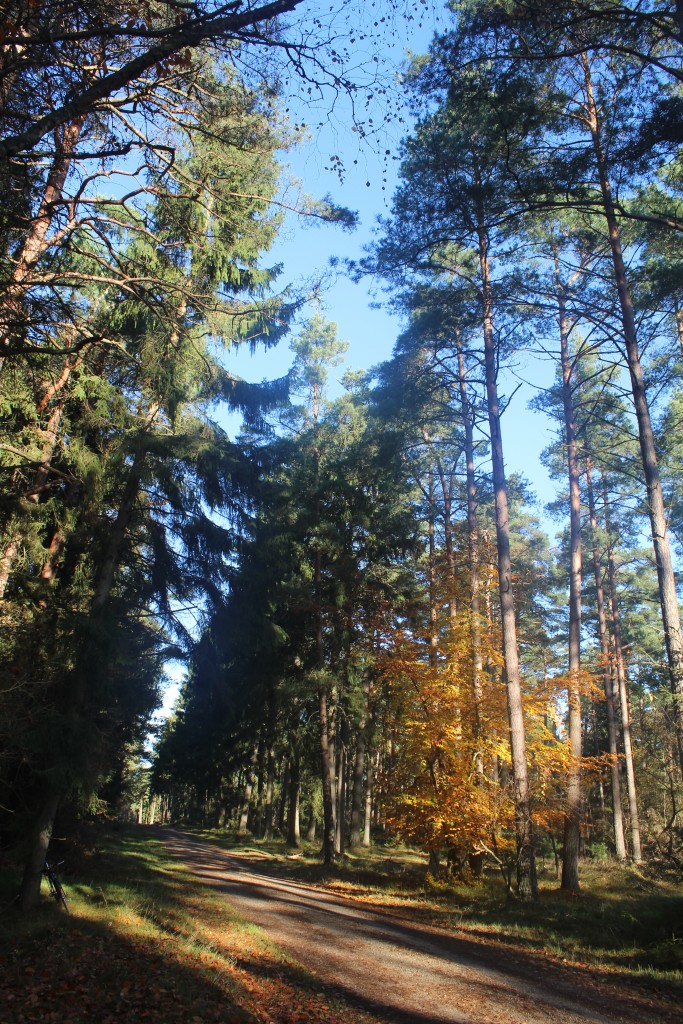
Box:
left=0, top=824, right=374, bottom=1024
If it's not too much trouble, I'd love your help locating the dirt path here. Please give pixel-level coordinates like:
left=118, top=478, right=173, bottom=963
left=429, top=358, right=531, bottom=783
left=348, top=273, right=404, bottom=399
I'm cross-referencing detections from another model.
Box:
left=160, top=830, right=670, bottom=1024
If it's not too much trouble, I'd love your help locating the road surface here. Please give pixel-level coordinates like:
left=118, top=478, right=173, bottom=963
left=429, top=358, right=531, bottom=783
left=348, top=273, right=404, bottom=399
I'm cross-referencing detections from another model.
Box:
left=160, top=829, right=665, bottom=1024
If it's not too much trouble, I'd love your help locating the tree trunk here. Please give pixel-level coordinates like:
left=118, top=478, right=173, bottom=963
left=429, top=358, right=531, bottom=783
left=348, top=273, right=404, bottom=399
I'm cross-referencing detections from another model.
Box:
left=456, top=334, right=484, bottom=769
left=586, top=459, right=627, bottom=860
left=335, top=741, right=346, bottom=856
left=264, top=743, right=276, bottom=839
left=363, top=748, right=375, bottom=847
left=238, top=745, right=258, bottom=837
left=603, top=480, right=642, bottom=862
left=350, top=674, right=371, bottom=848
left=286, top=753, right=300, bottom=847
left=19, top=792, right=60, bottom=911
left=1, top=118, right=84, bottom=367
left=432, top=448, right=458, bottom=621
left=0, top=527, right=21, bottom=600
left=556, top=261, right=583, bottom=893
left=427, top=468, right=439, bottom=665
left=477, top=226, right=537, bottom=899
left=583, top=51, right=683, bottom=778
left=277, top=758, right=289, bottom=833
left=318, top=681, right=336, bottom=864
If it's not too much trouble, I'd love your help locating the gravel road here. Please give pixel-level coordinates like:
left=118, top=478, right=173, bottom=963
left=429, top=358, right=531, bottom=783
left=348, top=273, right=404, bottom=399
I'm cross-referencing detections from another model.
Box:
left=160, top=829, right=668, bottom=1024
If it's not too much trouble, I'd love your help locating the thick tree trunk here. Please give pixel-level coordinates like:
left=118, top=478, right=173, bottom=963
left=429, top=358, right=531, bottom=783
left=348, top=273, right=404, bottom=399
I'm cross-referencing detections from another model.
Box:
left=477, top=226, right=537, bottom=899
left=556, top=266, right=583, bottom=893
left=19, top=792, right=60, bottom=911
left=603, top=492, right=642, bottom=862
left=583, top=52, right=683, bottom=778
left=586, top=459, right=627, bottom=860
left=1, top=117, right=84, bottom=367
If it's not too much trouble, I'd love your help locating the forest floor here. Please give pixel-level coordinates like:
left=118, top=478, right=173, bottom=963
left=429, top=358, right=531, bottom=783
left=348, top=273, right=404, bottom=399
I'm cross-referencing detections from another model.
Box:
left=1, top=824, right=682, bottom=1024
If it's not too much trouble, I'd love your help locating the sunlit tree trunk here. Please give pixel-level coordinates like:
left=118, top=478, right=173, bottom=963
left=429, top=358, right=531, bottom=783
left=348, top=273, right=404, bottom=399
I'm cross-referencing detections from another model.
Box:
left=582, top=51, right=683, bottom=777
left=477, top=223, right=537, bottom=899
left=585, top=458, right=627, bottom=860
left=555, top=260, right=583, bottom=892
left=426, top=468, right=439, bottom=665
left=286, top=751, right=300, bottom=847
left=602, top=480, right=642, bottom=862
left=363, top=748, right=375, bottom=847
left=1, top=117, right=84, bottom=368
left=456, top=335, right=484, bottom=774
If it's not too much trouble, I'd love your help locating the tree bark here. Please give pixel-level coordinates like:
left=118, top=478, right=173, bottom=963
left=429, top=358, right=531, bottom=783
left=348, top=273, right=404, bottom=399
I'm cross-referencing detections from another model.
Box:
left=477, top=224, right=537, bottom=899
left=238, top=745, right=259, bottom=838
left=318, top=680, right=336, bottom=864
left=456, top=334, right=484, bottom=769
left=363, top=748, right=375, bottom=847
left=582, top=51, right=683, bottom=778
left=264, top=743, right=276, bottom=840
left=585, top=459, right=627, bottom=860
left=350, top=674, right=370, bottom=848
left=19, top=792, right=60, bottom=911
left=555, top=258, right=583, bottom=892
left=426, top=468, right=439, bottom=665
left=603, top=480, right=642, bottom=862
left=286, top=752, right=300, bottom=847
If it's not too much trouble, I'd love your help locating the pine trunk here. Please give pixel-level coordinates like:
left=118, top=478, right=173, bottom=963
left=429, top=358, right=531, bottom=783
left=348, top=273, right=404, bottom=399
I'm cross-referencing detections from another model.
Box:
left=457, top=334, right=484, bottom=766
left=603, top=489, right=643, bottom=862
left=238, top=745, right=258, bottom=837
left=286, top=753, right=300, bottom=847
left=556, top=266, right=583, bottom=892
left=363, top=748, right=375, bottom=847
left=350, top=675, right=370, bottom=848
left=586, top=459, right=627, bottom=860
left=583, top=52, right=683, bottom=777
left=477, top=227, right=537, bottom=899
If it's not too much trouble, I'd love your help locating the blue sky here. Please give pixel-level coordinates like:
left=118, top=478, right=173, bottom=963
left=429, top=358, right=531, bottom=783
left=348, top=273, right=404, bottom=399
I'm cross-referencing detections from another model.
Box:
left=224, top=1, right=558, bottom=516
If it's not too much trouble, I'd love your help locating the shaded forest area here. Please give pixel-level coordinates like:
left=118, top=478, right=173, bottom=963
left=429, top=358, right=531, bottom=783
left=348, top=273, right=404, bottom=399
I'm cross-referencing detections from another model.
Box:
left=3, top=0, right=683, bottom=917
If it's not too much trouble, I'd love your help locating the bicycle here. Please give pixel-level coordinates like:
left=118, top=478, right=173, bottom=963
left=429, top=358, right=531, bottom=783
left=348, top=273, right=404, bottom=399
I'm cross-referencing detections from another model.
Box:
left=43, top=859, right=70, bottom=912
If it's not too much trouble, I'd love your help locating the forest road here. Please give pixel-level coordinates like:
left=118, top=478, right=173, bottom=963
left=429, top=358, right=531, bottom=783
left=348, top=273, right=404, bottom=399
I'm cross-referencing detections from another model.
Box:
left=160, top=829, right=665, bottom=1024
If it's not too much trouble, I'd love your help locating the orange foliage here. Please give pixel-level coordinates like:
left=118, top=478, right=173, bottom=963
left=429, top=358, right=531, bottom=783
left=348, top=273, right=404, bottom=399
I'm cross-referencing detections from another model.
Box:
left=377, top=607, right=577, bottom=866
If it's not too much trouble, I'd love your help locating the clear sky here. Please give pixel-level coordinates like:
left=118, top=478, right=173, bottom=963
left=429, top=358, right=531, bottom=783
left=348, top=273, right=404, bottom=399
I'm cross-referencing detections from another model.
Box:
left=224, top=2, right=558, bottom=517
